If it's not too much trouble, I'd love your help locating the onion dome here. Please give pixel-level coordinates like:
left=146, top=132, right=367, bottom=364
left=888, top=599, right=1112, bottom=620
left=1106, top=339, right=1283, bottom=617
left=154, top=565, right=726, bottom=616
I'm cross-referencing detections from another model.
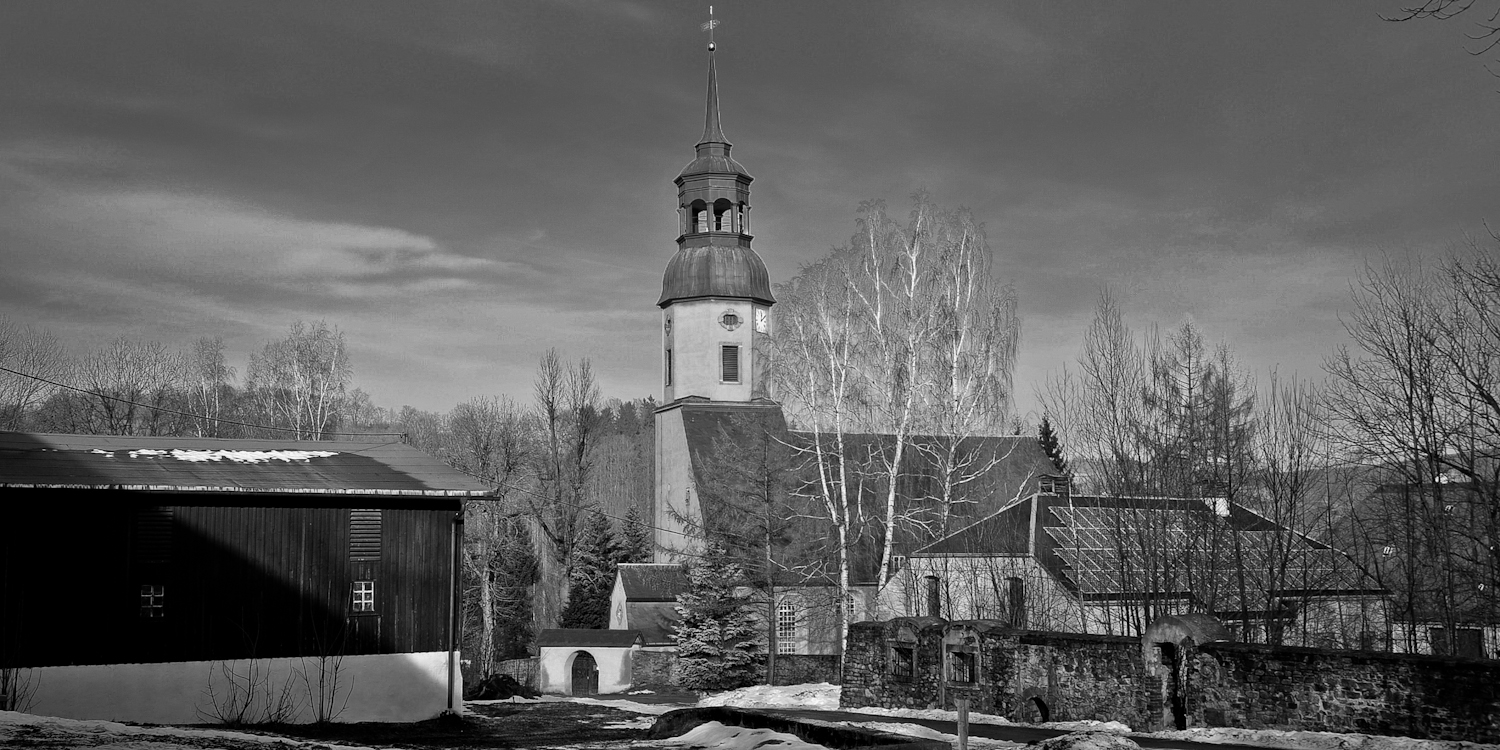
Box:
left=658, top=245, right=774, bottom=307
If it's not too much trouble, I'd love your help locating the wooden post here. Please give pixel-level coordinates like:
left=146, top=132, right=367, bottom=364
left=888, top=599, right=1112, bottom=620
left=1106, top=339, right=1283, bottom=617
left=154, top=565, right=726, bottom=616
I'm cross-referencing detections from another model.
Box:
left=956, top=697, right=969, bottom=750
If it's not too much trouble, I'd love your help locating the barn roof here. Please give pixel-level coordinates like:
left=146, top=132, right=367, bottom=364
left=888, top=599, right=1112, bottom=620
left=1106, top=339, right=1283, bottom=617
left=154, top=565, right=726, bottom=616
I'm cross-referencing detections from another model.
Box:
left=536, top=629, right=645, bottom=648
left=617, top=563, right=689, bottom=601
left=0, top=432, right=494, bottom=496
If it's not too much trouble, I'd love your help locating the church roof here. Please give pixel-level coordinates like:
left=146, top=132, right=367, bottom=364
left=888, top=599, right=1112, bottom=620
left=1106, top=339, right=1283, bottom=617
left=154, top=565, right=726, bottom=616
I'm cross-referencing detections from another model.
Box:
left=658, top=244, right=775, bottom=307
left=617, top=563, right=689, bottom=601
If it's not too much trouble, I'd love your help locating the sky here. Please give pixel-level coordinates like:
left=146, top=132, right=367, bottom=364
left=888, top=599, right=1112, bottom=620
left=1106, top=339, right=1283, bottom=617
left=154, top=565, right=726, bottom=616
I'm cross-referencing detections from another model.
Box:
left=1, top=2, right=1496, bottom=419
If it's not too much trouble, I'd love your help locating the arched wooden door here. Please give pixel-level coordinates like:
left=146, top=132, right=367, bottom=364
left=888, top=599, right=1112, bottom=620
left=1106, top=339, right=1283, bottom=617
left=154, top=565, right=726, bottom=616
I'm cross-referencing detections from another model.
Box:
left=570, top=651, right=598, bottom=696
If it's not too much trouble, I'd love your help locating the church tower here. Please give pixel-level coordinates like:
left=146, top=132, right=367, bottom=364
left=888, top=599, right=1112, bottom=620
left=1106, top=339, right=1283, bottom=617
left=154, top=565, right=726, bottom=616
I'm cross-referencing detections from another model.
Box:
left=654, top=41, right=779, bottom=560
left=658, top=45, right=774, bottom=401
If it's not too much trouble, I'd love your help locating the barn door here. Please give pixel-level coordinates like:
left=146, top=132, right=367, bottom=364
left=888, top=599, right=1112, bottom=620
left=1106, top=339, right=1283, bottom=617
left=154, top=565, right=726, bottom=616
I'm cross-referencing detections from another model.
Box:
left=571, top=652, right=598, bottom=696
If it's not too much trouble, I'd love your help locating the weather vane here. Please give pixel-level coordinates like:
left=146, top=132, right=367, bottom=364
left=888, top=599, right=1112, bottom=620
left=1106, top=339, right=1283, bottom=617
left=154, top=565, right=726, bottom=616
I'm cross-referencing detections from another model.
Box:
left=701, top=5, right=719, bottom=50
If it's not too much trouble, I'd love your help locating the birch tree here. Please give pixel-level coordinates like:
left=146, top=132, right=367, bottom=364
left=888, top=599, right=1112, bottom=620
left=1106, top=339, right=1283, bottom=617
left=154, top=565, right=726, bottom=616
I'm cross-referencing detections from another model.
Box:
left=772, top=194, right=1021, bottom=629
left=245, top=321, right=352, bottom=440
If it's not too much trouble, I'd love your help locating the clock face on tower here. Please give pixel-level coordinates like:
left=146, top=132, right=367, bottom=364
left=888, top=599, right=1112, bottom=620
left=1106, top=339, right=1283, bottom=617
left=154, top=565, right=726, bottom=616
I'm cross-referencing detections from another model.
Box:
left=754, top=308, right=768, bottom=333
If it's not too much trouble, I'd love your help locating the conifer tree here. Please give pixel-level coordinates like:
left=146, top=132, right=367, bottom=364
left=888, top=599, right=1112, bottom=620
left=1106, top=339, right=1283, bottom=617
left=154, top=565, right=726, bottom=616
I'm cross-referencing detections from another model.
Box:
left=558, top=508, right=619, bottom=628
left=1038, top=414, right=1069, bottom=474
left=671, top=543, right=760, bottom=690
left=619, top=504, right=653, bottom=563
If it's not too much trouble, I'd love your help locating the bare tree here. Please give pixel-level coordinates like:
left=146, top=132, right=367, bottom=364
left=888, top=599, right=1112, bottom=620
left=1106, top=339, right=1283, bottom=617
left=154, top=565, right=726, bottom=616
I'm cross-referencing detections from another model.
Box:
left=72, top=337, right=187, bottom=436
left=1384, top=1, right=1500, bottom=82
left=245, top=321, right=352, bottom=440
left=448, top=394, right=535, bottom=677
left=527, top=349, right=601, bottom=630
left=1324, top=247, right=1500, bottom=655
left=0, top=318, right=69, bottom=430
left=184, top=337, right=236, bottom=437
left=773, top=194, right=1022, bottom=634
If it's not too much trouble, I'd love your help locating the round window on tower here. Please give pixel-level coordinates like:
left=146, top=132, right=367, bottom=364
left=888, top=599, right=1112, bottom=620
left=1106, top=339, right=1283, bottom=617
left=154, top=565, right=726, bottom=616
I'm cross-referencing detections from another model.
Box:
left=719, top=310, right=742, bottom=331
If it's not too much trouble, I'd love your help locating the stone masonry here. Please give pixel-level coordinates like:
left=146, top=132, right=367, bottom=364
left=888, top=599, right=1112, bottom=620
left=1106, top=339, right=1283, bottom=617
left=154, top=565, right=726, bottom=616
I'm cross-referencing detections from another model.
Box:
left=844, top=615, right=1500, bottom=743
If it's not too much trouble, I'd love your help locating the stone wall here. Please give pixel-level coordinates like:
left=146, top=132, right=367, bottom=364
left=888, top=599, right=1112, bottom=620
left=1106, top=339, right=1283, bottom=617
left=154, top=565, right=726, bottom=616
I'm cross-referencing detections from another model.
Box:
left=768, top=654, right=841, bottom=686
left=632, top=650, right=676, bottom=689
left=845, top=614, right=1500, bottom=743
left=1190, top=642, right=1500, bottom=742
left=841, top=618, right=1147, bottom=726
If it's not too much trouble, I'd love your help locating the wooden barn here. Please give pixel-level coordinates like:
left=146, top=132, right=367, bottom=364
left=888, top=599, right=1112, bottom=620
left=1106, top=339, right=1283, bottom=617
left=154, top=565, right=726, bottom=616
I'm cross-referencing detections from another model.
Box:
left=0, top=431, right=492, bottom=724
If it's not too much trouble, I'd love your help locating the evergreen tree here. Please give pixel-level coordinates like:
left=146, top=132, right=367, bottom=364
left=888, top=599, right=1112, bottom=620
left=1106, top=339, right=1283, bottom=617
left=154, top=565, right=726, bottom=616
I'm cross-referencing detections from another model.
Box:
left=491, top=517, right=539, bottom=659
left=619, top=504, right=653, bottom=563
left=559, top=508, right=620, bottom=628
left=671, top=543, right=760, bottom=690
left=1038, top=414, right=1069, bottom=474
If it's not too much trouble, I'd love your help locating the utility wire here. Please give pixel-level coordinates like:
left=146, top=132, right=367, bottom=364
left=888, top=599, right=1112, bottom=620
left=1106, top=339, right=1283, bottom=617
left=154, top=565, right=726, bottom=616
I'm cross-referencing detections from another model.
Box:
left=0, top=364, right=407, bottom=439
left=4, top=364, right=820, bottom=569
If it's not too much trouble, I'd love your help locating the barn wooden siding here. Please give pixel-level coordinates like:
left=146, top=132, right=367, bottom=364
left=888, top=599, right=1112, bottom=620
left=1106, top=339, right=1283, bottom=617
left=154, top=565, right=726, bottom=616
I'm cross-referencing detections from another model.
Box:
left=0, top=489, right=459, bottom=669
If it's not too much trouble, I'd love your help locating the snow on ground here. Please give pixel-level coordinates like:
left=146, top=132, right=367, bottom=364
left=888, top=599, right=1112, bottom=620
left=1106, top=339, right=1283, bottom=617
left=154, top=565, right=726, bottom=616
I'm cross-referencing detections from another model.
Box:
left=661, top=720, right=826, bottom=750
left=553, top=695, right=683, bottom=715
left=692, top=684, right=1497, bottom=750
left=696, top=683, right=840, bottom=711
left=846, top=720, right=1024, bottom=749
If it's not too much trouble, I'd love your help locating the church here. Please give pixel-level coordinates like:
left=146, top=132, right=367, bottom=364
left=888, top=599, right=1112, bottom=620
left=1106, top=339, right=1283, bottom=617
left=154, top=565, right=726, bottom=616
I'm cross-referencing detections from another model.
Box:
left=628, top=41, right=1056, bottom=656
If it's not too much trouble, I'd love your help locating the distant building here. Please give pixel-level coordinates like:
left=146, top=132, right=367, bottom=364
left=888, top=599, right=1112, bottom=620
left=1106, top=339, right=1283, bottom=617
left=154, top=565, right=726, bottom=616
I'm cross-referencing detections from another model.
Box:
left=0, top=431, right=490, bottom=723
left=888, top=488, right=1390, bottom=647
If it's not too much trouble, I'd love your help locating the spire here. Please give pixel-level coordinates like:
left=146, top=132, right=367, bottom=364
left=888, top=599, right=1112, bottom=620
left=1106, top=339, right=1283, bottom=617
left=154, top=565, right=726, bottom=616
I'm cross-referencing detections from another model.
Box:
left=699, top=46, right=728, bottom=146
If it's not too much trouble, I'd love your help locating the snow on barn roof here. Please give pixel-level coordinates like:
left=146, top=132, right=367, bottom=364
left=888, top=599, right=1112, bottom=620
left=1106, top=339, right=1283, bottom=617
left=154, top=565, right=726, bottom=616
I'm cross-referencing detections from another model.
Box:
left=0, top=432, right=494, bottom=496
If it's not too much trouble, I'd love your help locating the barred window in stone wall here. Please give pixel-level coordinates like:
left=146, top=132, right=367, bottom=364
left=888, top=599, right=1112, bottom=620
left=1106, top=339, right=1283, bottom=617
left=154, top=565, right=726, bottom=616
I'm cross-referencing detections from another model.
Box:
left=891, top=645, right=914, bottom=682
left=947, top=647, right=975, bottom=684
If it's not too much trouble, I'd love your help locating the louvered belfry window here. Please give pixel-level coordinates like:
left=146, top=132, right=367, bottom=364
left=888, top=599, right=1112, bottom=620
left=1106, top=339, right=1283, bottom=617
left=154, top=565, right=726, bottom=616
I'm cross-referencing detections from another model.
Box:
left=721, top=344, right=740, bottom=383
left=133, top=507, right=173, bottom=564
left=350, top=509, right=382, bottom=561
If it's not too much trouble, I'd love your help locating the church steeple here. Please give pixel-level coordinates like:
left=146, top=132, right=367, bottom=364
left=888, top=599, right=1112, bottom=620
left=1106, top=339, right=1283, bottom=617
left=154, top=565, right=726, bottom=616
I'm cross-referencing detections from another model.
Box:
left=659, top=42, right=772, bottom=309
left=700, top=46, right=727, bottom=146
left=657, top=37, right=774, bottom=406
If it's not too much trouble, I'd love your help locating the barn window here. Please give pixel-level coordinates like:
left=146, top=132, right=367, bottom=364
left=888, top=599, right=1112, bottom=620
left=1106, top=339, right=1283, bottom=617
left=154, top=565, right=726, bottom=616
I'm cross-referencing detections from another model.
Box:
left=721, top=345, right=740, bottom=383
left=140, top=584, right=165, bottom=618
left=350, top=509, right=381, bottom=561
left=352, top=580, right=376, bottom=612
left=776, top=599, right=798, bottom=654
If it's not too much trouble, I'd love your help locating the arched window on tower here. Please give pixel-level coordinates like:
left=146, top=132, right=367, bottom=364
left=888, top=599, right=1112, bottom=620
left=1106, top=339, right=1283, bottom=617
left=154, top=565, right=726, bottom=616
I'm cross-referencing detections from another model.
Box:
left=713, top=199, right=733, bottom=232
left=690, top=199, right=708, bottom=233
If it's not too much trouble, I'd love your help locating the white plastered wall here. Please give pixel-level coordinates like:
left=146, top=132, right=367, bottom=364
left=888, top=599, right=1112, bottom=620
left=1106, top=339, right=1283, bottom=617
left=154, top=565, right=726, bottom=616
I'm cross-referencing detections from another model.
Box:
left=21, top=651, right=461, bottom=725
left=654, top=405, right=699, bottom=561
left=536, top=646, right=636, bottom=695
